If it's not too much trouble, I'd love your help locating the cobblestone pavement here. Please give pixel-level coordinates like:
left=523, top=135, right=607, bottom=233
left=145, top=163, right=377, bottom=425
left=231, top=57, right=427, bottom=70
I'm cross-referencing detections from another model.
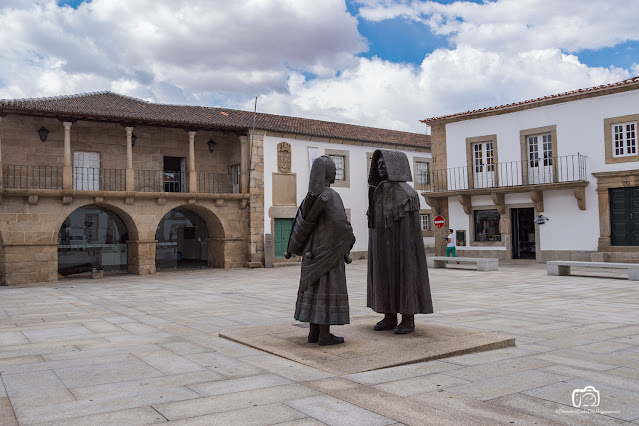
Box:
left=0, top=260, right=638, bottom=425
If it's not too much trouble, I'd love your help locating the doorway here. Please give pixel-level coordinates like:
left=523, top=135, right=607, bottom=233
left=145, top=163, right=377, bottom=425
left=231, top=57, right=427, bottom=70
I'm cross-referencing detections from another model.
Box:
left=610, top=187, right=639, bottom=246
left=472, top=142, right=495, bottom=188
left=155, top=207, right=209, bottom=269
left=511, top=207, right=535, bottom=259
left=163, top=156, right=185, bottom=193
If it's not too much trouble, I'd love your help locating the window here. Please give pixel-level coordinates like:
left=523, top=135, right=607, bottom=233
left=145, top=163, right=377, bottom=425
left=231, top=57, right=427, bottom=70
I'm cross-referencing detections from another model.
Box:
left=612, top=122, right=637, bottom=157
left=466, top=135, right=499, bottom=190
left=325, top=149, right=350, bottom=188
left=528, top=134, right=553, bottom=167
left=527, top=133, right=554, bottom=184
left=330, top=155, right=345, bottom=180
left=604, top=116, right=639, bottom=164
left=73, top=151, right=100, bottom=191
left=474, top=209, right=501, bottom=242
left=412, top=156, right=431, bottom=190
left=420, top=214, right=430, bottom=231
left=415, top=162, right=429, bottom=185
left=520, top=126, right=558, bottom=185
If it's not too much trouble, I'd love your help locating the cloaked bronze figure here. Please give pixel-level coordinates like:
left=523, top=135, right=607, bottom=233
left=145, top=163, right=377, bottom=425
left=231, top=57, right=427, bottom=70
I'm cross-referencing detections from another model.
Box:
left=367, top=149, right=433, bottom=334
left=286, top=156, right=355, bottom=345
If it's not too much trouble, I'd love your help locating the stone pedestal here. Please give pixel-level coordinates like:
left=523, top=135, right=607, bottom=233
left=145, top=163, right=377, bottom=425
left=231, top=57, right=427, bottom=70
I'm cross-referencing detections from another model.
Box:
left=127, top=240, right=157, bottom=275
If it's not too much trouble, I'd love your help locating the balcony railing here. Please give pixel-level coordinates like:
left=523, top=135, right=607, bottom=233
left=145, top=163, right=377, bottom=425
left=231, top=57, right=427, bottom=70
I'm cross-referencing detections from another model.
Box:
left=422, top=154, right=588, bottom=192
left=136, top=170, right=185, bottom=193
left=197, top=172, right=236, bottom=194
left=3, top=165, right=242, bottom=195
left=73, top=167, right=125, bottom=191
left=4, top=165, right=62, bottom=189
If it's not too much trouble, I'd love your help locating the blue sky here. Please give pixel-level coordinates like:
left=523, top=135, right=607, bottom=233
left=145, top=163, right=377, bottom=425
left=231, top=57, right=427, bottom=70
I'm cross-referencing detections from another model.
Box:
left=1, top=1, right=638, bottom=132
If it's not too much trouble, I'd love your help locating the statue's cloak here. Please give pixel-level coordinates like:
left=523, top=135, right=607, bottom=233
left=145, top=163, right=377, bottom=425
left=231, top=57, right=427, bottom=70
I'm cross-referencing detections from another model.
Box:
left=366, top=149, right=434, bottom=315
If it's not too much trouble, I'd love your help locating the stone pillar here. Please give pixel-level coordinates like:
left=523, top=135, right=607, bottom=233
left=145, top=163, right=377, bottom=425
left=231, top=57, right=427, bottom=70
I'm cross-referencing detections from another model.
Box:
left=62, top=121, right=73, bottom=189
left=0, top=116, right=3, bottom=186
left=240, top=135, right=249, bottom=194
left=127, top=240, right=157, bottom=275
left=188, top=131, right=197, bottom=193
left=247, top=130, right=264, bottom=267
left=125, top=127, right=134, bottom=191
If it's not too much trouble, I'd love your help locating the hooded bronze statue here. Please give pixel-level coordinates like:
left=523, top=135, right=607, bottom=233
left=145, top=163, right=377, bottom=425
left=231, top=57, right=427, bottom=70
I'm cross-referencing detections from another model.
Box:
left=367, top=149, right=433, bottom=334
left=288, top=156, right=355, bottom=345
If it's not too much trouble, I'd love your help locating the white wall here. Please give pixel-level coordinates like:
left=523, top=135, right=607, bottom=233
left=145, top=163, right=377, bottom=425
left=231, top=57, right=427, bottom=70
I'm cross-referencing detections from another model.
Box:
left=263, top=134, right=432, bottom=252
left=443, top=89, right=639, bottom=252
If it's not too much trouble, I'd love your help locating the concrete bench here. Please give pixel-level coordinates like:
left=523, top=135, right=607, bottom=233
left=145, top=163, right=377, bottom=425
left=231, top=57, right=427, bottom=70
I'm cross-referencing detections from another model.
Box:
left=427, top=256, right=498, bottom=271
left=547, top=260, right=639, bottom=281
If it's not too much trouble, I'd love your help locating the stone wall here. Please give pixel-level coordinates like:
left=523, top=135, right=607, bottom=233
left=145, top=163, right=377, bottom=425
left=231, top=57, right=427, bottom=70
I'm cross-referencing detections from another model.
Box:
left=0, top=193, right=249, bottom=285
left=247, top=130, right=265, bottom=267
left=1, top=116, right=241, bottom=176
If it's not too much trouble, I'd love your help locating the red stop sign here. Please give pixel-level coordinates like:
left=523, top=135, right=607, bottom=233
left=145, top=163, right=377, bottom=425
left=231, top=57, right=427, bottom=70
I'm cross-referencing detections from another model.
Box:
left=434, top=215, right=445, bottom=228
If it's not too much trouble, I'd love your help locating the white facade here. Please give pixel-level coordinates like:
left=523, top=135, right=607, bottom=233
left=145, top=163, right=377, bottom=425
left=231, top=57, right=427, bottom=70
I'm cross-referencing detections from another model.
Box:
left=433, top=86, right=639, bottom=261
left=263, top=134, right=433, bottom=256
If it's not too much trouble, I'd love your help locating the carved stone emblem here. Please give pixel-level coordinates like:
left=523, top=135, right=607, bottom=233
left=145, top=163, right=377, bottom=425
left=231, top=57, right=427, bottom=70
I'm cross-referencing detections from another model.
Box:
left=278, top=142, right=291, bottom=173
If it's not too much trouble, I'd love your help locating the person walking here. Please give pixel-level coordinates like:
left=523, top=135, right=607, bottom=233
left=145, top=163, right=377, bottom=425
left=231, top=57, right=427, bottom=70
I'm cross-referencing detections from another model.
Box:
left=446, top=229, right=458, bottom=259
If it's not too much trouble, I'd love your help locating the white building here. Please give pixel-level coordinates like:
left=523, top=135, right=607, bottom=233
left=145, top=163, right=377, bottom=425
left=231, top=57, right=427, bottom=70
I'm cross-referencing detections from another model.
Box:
left=422, top=76, right=639, bottom=263
left=261, top=121, right=433, bottom=263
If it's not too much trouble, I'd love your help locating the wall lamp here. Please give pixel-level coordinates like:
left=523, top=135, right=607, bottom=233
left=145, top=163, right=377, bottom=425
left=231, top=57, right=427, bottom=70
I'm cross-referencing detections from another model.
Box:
left=131, top=134, right=137, bottom=147
left=207, top=139, right=216, bottom=153
left=37, top=126, right=49, bottom=143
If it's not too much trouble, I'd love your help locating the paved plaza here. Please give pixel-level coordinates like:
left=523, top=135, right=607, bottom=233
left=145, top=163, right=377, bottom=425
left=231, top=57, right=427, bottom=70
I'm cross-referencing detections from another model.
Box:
left=0, top=260, right=638, bottom=425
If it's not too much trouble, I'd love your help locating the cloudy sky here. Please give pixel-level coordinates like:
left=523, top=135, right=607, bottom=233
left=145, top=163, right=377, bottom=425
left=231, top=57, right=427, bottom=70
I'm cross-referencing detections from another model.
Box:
left=1, top=0, right=638, bottom=133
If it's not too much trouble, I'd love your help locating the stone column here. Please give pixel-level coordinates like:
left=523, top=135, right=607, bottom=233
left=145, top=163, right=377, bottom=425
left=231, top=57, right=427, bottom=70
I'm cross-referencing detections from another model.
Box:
left=125, top=126, right=134, bottom=191
left=127, top=240, right=157, bottom=275
left=188, top=131, right=197, bottom=193
left=240, top=135, right=249, bottom=194
left=247, top=130, right=264, bottom=266
left=62, top=121, right=73, bottom=189
left=0, top=116, right=3, bottom=186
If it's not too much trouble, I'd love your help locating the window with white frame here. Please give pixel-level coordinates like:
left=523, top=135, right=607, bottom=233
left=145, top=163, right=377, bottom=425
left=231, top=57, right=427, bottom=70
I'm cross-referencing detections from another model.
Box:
left=330, top=155, right=345, bottom=180
left=415, top=162, right=429, bottom=185
left=612, top=121, right=637, bottom=157
left=420, top=214, right=430, bottom=231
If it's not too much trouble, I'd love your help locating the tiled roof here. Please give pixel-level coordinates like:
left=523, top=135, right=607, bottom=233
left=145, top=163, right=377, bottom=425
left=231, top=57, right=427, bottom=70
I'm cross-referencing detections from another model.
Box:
left=0, top=92, right=430, bottom=149
left=422, top=76, right=639, bottom=124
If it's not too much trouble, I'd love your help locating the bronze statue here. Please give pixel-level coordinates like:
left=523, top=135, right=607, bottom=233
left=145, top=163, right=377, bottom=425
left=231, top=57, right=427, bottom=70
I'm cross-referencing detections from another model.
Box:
left=287, top=156, right=355, bottom=345
left=367, top=149, right=433, bottom=334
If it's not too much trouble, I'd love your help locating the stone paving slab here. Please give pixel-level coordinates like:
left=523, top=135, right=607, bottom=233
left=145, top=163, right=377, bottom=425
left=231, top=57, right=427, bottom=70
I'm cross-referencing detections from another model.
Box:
left=0, top=397, right=18, bottom=426
left=152, top=383, right=318, bottom=421
left=1, top=261, right=637, bottom=424
left=219, top=314, right=515, bottom=375
left=163, top=402, right=307, bottom=426
left=31, top=406, right=166, bottom=426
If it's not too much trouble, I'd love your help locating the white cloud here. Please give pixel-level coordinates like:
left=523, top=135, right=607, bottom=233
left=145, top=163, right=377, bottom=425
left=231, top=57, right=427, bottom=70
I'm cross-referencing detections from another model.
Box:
left=0, top=0, right=636, bottom=134
left=0, top=0, right=365, bottom=102
left=357, top=0, right=639, bottom=52
left=254, top=45, right=630, bottom=132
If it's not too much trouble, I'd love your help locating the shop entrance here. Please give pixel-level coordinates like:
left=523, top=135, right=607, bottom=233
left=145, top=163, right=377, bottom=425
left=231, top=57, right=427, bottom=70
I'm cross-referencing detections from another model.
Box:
left=155, top=207, right=209, bottom=269
left=511, top=207, right=535, bottom=259
left=57, top=206, right=128, bottom=275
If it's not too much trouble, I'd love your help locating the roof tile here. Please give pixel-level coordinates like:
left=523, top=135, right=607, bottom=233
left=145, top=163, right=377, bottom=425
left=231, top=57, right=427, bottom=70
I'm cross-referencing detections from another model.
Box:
left=0, top=92, right=429, bottom=149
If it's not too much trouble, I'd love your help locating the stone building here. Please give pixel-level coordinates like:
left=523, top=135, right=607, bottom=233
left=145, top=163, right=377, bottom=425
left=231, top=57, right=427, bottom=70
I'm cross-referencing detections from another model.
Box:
left=0, top=92, right=430, bottom=285
left=422, top=76, right=639, bottom=262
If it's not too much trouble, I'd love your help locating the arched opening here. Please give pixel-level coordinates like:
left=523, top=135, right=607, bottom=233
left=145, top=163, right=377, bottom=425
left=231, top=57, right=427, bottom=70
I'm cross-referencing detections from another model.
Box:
left=58, top=205, right=129, bottom=276
left=155, top=207, right=209, bottom=270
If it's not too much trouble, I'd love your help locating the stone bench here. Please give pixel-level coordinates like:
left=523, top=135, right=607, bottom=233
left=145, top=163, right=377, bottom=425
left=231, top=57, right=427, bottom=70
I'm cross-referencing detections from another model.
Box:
left=547, top=260, right=639, bottom=281
left=427, top=256, right=499, bottom=271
